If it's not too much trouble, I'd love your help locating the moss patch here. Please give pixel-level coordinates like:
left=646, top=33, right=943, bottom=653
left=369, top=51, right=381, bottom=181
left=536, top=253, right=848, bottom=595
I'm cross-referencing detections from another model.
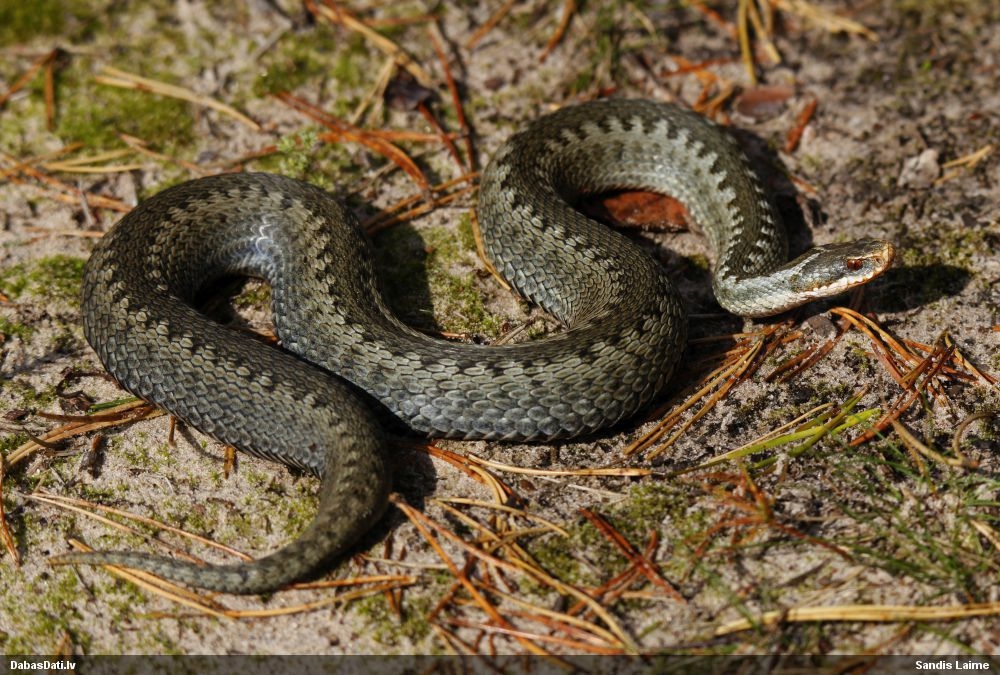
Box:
left=0, top=255, right=86, bottom=306
left=0, top=0, right=102, bottom=46
left=376, top=216, right=506, bottom=337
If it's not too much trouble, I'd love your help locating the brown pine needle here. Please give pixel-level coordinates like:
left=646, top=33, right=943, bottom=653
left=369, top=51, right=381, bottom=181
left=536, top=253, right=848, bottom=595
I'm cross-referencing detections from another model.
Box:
left=5, top=400, right=161, bottom=468
left=633, top=329, right=769, bottom=459
left=441, top=616, right=626, bottom=655
left=486, top=587, right=621, bottom=649
left=465, top=0, right=518, bottom=49
left=415, top=101, right=464, bottom=172
left=428, top=25, right=475, bottom=172
left=784, top=97, right=818, bottom=153
left=0, top=150, right=132, bottom=212
left=277, top=92, right=430, bottom=192
left=434, top=497, right=571, bottom=537
left=540, top=0, right=576, bottom=63
left=0, top=49, right=58, bottom=107
left=580, top=509, right=684, bottom=603
left=469, top=209, right=510, bottom=290
left=95, top=66, right=260, bottom=130
left=389, top=494, right=553, bottom=657
left=391, top=493, right=638, bottom=654
left=361, top=172, right=478, bottom=233
left=468, top=455, right=654, bottom=479
left=419, top=442, right=514, bottom=505
left=0, top=459, right=20, bottom=566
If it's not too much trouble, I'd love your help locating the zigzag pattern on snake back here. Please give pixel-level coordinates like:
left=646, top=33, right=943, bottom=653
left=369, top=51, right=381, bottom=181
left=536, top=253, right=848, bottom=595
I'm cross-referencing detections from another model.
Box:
left=55, top=99, right=895, bottom=593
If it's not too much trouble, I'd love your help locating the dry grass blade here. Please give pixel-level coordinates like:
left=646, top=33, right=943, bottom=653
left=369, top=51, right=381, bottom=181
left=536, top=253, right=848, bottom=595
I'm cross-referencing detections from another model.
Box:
left=953, top=411, right=996, bottom=459
left=119, top=134, right=208, bottom=173
left=772, top=0, right=878, bottom=41
left=890, top=419, right=979, bottom=470
left=485, top=586, right=623, bottom=648
left=95, top=66, right=259, bottom=130
left=715, top=601, right=1000, bottom=635
left=670, top=392, right=876, bottom=477
left=306, top=0, right=433, bottom=87
left=434, top=498, right=570, bottom=537
left=970, top=519, right=1000, bottom=553
left=0, top=150, right=132, bottom=212
left=936, top=144, right=993, bottom=185
left=42, top=496, right=414, bottom=616
left=469, top=454, right=654, bottom=479
left=227, top=578, right=417, bottom=618
left=736, top=0, right=759, bottom=84
left=28, top=491, right=251, bottom=561
left=42, top=148, right=147, bottom=174
left=361, top=172, right=478, bottom=234
left=441, top=616, right=626, bottom=655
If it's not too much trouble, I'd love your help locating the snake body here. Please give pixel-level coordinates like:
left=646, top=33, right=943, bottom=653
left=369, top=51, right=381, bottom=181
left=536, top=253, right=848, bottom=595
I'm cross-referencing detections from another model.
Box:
left=64, top=99, right=894, bottom=593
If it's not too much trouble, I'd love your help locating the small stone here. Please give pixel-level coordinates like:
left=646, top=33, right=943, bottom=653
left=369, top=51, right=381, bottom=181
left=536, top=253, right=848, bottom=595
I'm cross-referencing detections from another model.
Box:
left=897, top=148, right=940, bottom=189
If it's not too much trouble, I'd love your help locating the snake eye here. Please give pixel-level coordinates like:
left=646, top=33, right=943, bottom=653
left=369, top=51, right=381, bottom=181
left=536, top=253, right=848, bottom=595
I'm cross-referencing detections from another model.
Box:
left=845, top=258, right=864, bottom=272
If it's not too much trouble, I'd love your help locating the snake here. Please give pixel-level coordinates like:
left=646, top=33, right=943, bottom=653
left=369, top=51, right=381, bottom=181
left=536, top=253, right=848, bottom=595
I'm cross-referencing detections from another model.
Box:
left=56, top=99, right=894, bottom=593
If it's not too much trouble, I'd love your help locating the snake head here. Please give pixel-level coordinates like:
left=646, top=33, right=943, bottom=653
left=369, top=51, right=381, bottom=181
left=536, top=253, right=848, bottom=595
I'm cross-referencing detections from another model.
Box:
left=788, top=238, right=896, bottom=300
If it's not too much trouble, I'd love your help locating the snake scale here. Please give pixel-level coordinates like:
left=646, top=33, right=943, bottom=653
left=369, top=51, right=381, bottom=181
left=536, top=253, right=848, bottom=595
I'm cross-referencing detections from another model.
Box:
left=58, top=99, right=894, bottom=593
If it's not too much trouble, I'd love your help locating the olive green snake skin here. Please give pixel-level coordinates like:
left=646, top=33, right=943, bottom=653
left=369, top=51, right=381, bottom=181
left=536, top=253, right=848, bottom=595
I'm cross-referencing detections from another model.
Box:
left=56, top=99, right=894, bottom=593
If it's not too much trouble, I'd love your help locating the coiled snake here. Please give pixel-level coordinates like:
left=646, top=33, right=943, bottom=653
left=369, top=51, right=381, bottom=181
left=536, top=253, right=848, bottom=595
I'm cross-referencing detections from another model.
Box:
left=57, top=99, right=894, bottom=593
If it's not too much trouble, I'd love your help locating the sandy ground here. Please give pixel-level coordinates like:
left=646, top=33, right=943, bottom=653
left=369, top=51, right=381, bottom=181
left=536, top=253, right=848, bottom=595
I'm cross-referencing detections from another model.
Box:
left=1, top=0, right=999, bottom=660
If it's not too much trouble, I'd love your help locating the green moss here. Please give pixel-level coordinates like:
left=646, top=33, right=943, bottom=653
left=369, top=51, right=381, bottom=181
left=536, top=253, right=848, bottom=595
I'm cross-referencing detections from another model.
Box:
left=55, top=76, right=196, bottom=152
left=524, top=478, right=704, bottom=600
left=0, top=569, right=87, bottom=655
left=353, top=590, right=435, bottom=648
left=0, top=316, right=32, bottom=342
left=0, top=255, right=86, bottom=306
left=0, top=0, right=101, bottom=46
left=254, top=31, right=367, bottom=100
left=1, top=378, right=57, bottom=407
left=376, top=218, right=506, bottom=337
